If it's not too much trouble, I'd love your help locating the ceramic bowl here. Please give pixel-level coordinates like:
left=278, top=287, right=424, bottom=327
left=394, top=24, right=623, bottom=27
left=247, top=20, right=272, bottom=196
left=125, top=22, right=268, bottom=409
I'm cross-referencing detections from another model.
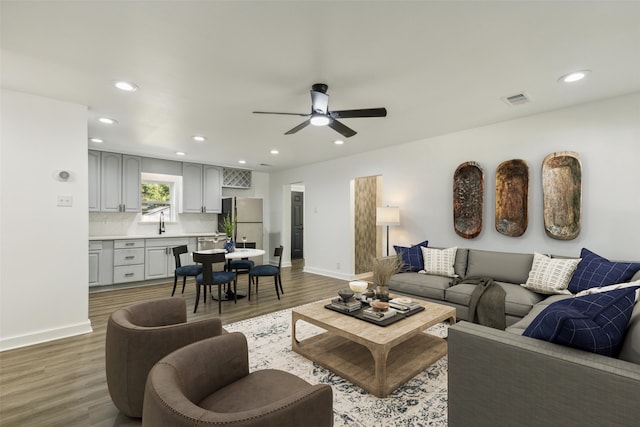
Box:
left=370, top=301, right=389, bottom=312
left=338, top=289, right=354, bottom=302
left=348, top=281, right=368, bottom=293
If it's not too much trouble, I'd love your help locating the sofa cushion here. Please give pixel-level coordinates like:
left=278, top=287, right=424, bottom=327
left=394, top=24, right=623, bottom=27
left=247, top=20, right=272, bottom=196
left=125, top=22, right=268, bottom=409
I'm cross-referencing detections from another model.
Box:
left=506, top=294, right=573, bottom=335
left=568, top=248, right=640, bottom=294
left=388, top=272, right=453, bottom=300
left=446, top=282, right=544, bottom=318
left=465, top=249, right=533, bottom=284
left=393, top=240, right=428, bottom=272
left=619, top=296, right=640, bottom=364
left=523, top=287, right=639, bottom=356
left=421, top=246, right=457, bottom=277
left=521, top=252, right=581, bottom=295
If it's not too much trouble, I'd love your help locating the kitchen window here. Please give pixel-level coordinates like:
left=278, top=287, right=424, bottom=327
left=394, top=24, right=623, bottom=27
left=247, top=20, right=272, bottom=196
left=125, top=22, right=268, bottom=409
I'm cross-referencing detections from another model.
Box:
left=140, top=173, right=181, bottom=222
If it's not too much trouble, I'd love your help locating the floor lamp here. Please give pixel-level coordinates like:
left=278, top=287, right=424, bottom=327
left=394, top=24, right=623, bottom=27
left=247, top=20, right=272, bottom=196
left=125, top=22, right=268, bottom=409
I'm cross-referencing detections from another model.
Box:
left=376, top=206, right=400, bottom=256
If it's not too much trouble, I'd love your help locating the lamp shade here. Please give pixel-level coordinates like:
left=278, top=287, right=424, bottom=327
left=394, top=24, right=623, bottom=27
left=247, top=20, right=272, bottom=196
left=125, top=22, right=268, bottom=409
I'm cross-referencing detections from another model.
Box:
left=376, top=206, right=400, bottom=226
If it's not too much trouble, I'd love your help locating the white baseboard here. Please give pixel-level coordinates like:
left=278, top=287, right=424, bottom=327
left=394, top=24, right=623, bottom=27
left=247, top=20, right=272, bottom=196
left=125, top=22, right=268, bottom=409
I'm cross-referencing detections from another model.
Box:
left=0, top=320, right=93, bottom=352
left=303, top=266, right=354, bottom=281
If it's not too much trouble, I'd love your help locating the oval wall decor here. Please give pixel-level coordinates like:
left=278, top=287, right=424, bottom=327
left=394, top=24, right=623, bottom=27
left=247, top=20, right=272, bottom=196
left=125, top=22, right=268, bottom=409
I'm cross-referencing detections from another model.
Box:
left=495, top=159, right=529, bottom=237
left=542, top=151, right=582, bottom=240
left=453, top=161, right=484, bottom=239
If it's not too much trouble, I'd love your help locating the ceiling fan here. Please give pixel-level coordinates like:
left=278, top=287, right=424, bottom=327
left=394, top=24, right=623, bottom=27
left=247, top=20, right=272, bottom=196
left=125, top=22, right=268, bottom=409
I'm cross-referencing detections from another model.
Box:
left=253, top=83, right=387, bottom=138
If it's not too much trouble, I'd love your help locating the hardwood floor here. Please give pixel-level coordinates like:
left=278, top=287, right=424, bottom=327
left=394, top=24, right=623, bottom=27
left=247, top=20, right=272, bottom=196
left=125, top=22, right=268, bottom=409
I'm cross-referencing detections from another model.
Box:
left=0, top=268, right=347, bottom=426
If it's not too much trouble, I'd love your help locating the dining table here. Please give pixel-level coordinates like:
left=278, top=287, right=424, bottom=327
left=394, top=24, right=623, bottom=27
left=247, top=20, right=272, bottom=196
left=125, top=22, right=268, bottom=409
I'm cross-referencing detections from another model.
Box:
left=193, top=248, right=266, bottom=300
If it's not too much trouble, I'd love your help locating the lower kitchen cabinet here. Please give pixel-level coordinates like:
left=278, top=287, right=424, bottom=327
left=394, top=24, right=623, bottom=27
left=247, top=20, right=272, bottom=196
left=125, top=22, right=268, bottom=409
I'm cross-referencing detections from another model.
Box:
left=89, top=240, right=114, bottom=287
left=113, top=239, right=145, bottom=283
left=145, top=237, right=194, bottom=279
left=89, top=237, right=200, bottom=286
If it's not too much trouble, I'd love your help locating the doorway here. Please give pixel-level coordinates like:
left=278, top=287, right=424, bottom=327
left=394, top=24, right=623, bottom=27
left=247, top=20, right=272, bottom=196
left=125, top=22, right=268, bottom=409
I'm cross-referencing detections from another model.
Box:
left=291, top=191, right=304, bottom=260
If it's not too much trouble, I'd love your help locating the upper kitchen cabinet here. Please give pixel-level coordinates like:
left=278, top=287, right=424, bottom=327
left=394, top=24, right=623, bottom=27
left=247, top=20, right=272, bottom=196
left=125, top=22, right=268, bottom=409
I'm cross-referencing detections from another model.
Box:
left=88, top=150, right=101, bottom=212
left=101, top=152, right=141, bottom=213
left=182, top=163, right=221, bottom=213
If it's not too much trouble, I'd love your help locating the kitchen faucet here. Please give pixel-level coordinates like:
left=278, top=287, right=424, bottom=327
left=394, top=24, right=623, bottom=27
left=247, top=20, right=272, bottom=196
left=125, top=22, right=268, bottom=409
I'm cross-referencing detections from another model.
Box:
left=159, top=211, right=165, bottom=234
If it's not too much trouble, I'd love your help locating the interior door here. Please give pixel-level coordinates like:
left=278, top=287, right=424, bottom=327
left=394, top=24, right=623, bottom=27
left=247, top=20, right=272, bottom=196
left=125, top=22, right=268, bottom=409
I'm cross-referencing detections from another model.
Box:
left=291, top=191, right=304, bottom=259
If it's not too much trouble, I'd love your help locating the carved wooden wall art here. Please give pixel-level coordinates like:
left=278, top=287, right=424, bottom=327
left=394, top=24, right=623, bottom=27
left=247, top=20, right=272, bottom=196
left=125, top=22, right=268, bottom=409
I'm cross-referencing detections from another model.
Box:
left=542, top=151, right=582, bottom=240
left=453, top=161, right=484, bottom=239
left=495, top=159, right=529, bottom=237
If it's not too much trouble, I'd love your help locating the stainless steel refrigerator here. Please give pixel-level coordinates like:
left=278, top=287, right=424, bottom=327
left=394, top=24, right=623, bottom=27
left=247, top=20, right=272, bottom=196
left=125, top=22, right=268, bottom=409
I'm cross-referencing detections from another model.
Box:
left=220, top=197, right=263, bottom=256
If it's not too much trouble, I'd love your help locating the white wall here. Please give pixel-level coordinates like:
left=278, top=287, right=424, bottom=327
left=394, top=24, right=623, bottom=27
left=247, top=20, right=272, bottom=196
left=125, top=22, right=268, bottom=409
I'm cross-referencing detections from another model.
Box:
left=270, top=92, right=640, bottom=280
left=1, top=89, right=92, bottom=351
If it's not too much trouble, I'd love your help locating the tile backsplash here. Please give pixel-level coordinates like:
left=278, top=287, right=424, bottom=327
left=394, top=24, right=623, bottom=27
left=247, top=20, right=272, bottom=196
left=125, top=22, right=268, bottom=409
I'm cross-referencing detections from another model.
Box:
left=89, top=212, right=219, bottom=237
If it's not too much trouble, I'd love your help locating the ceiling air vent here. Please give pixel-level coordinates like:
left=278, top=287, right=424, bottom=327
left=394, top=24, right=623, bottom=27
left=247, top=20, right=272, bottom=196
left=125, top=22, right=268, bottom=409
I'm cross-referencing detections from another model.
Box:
left=502, top=92, right=531, bottom=106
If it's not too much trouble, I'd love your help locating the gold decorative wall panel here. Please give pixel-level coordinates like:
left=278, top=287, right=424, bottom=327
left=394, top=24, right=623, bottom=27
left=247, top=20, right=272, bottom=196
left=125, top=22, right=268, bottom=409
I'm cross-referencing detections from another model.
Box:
left=354, top=176, right=378, bottom=274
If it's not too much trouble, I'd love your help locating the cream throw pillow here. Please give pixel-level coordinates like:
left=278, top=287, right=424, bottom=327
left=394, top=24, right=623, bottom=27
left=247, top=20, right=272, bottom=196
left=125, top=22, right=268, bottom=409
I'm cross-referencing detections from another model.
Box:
left=420, top=246, right=458, bottom=277
left=521, top=252, right=581, bottom=295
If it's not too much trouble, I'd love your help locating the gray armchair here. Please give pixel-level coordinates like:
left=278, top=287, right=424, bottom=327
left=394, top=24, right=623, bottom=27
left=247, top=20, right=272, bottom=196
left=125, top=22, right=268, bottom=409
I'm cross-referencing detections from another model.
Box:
left=106, top=297, right=223, bottom=418
left=142, top=332, right=334, bottom=427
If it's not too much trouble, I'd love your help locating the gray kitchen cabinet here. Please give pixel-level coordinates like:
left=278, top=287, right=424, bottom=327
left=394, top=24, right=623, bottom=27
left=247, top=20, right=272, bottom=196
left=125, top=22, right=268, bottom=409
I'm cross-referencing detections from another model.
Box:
left=88, top=241, right=101, bottom=286
left=182, top=163, right=221, bottom=213
left=100, top=152, right=141, bottom=213
left=144, top=237, right=191, bottom=279
left=88, top=150, right=101, bottom=212
left=113, top=239, right=145, bottom=283
left=88, top=240, right=114, bottom=287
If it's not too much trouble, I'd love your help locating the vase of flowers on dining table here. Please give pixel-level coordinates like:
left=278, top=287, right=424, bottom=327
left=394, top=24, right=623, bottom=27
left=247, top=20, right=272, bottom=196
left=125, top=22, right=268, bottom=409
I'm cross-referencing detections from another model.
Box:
left=222, top=214, right=236, bottom=253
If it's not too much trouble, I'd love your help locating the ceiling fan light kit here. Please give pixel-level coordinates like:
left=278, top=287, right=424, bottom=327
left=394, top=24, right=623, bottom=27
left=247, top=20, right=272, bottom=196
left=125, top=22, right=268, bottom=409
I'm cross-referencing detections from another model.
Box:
left=253, top=83, right=387, bottom=138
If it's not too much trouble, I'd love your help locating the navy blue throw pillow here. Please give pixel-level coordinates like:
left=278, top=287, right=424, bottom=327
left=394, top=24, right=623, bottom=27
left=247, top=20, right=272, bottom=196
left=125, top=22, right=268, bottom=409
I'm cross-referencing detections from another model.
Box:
left=393, top=240, right=428, bottom=272
left=567, top=248, right=640, bottom=294
left=523, top=287, right=639, bottom=356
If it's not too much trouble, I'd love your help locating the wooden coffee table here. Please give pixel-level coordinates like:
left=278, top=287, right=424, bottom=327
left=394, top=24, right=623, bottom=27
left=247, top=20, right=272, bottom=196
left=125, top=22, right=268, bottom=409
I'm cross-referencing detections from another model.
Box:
left=291, top=297, right=456, bottom=397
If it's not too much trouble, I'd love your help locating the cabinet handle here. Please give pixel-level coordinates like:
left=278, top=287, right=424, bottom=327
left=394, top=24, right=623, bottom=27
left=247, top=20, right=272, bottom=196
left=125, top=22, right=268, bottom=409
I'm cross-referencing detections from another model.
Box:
left=125, top=273, right=134, bottom=277
left=125, top=242, right=134, bottom=246
left=125, top=256, right=135, bottom=260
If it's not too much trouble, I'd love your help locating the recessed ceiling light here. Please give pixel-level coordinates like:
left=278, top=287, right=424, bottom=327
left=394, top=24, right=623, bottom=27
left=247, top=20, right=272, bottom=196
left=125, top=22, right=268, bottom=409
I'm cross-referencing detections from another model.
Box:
left=334, top=140, right=344, bottom=145
left=238, top=160, right=247, bottom=164
left=114, top=81, right=139, bottom=92
left=559, top=70, right=591, bottom=83
left=90, top=138, right=103, bottom=143
left=270, top=149, right=279, bottom=155
left=176, top=151, right=186, bottom=156
left=192, top=135, right=206, bottom=142
left=98, top=117, right=117, bottom=125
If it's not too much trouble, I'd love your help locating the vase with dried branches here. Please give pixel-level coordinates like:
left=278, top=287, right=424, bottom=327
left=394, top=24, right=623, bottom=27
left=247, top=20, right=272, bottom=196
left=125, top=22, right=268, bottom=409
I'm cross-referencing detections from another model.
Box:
left=369, top=256, right=402, bottom=302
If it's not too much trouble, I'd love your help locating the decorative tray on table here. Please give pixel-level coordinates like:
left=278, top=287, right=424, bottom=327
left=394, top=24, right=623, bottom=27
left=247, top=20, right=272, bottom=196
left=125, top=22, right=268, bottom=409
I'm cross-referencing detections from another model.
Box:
left=324, top=297, right=425, bottom=327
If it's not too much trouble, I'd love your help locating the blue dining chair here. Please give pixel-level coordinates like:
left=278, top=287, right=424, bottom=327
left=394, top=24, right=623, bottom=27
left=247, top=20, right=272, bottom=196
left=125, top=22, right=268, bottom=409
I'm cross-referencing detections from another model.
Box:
left=226, top=241, right=256, bottom=276
left=248, top=245, right=284, bottom=300
left=193, top=251, right=236, bottom=314
left=171, top=245, right=202, bottom=296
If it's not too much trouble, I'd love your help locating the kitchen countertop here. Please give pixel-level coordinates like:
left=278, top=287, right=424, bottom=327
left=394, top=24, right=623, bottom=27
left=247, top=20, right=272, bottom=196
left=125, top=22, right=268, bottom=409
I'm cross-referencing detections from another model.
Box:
left=90, top=232, right=224, bottom=241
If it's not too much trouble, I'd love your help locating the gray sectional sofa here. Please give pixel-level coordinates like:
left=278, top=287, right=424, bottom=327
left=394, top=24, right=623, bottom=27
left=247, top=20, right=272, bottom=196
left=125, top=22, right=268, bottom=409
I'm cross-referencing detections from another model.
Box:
left=388, top=247, right=640, bottom=427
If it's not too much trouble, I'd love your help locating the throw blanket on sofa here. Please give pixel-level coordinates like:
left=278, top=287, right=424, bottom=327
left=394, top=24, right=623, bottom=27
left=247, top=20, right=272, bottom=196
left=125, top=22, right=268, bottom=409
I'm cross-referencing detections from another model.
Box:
left=465, top=277, right=506, bottom=330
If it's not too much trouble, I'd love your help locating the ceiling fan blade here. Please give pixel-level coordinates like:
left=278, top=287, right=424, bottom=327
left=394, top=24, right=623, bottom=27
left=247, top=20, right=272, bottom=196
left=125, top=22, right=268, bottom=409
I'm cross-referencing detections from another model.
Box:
left=253, top=111, right=310, bottom=117
left=310, top=90, right=329, bottom=114
left=328, top=119, right=357, bottom=138
left=284, top=119, right=311, bottom=135
left=330, top=108, right=387, bottom=119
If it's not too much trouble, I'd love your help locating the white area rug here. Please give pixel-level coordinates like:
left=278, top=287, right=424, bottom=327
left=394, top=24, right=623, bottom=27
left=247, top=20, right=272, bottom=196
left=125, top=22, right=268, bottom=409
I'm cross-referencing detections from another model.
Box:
left=225, top=306, right=450, bottom=426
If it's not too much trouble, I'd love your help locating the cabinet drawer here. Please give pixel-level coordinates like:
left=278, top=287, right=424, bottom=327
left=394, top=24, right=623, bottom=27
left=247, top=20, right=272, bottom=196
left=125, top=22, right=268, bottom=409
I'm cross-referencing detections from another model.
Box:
left=89, top=241, right=103, bottom=250
left=145, top=238, right=189, bottom=248
left=113, top=248, right=145, bottom=265
left=114, top=240, right=144, bottom=249
left=113, top=265, right=145, bottom=283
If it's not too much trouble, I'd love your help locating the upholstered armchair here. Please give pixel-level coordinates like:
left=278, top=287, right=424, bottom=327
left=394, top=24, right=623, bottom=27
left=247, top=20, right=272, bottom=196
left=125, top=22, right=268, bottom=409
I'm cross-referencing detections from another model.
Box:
left=106, top=297, right=223, bottom=418
left=142, top=332, right=334, bottom=427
